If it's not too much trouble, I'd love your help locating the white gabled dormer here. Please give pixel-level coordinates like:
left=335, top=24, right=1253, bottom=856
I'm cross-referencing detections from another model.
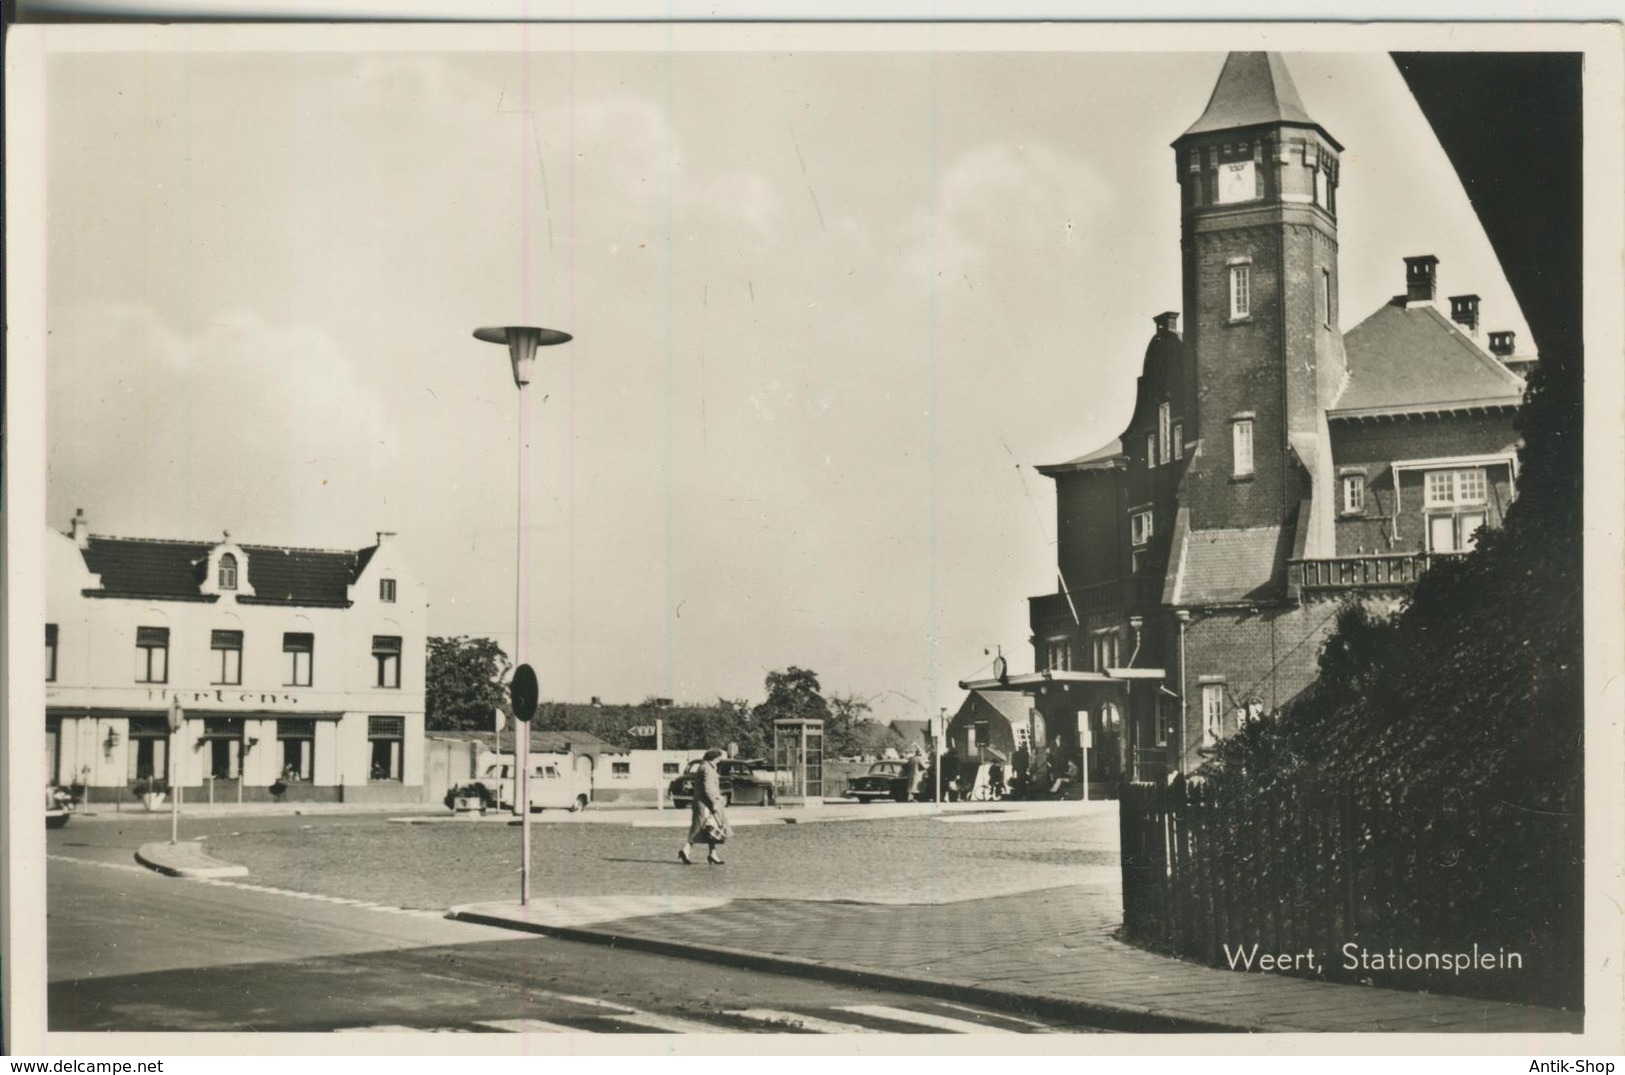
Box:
left=199, top=530, right=256, bottom=600
left=348, top=530, right=425, bottom=611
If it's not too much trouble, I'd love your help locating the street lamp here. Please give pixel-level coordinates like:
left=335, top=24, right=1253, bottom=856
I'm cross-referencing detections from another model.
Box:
left=473, top=324, right=573, bottom=909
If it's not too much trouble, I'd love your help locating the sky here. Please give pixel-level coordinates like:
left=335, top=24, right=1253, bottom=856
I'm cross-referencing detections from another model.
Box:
left=42, top=40, right=1532, bottom=724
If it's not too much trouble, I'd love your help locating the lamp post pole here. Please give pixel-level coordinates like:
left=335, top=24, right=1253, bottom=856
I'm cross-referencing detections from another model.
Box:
left=474, top=325, right=572, bottom=908
left=167, top=697, right=184, bottom=844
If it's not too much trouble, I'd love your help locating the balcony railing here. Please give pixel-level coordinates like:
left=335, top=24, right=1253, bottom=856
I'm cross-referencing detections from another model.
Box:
left=1292, top=551, right=1464, bottom=593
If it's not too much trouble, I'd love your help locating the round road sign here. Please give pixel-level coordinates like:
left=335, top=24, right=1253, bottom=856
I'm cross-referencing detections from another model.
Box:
left=510, top=664, right=539, bottom=723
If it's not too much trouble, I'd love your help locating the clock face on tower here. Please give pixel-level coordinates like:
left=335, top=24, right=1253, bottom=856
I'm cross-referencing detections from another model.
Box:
left=1217, top=160, right=1257, bottom=204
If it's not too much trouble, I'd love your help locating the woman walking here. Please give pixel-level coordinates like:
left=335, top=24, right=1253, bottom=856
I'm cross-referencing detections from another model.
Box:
left=679, top=748, right=729, bottom=866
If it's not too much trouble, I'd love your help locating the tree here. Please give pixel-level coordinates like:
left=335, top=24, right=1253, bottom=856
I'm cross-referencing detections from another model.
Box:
left=750, top=667, right=831, bottom=747
left=425, top=636, right=511, bottom=731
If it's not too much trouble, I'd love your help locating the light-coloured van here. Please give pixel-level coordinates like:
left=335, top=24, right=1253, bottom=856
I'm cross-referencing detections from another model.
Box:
left=464, top=752, right=592, bottom=812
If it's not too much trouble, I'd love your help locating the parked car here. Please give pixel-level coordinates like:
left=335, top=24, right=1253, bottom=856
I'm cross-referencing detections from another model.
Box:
left=668, top=758, right=777, bottom=808
left=446, top=754, right=591, bottom=813
left=846, top=760, right=911, bottom=803
left=46, top=785, right=74, bottom=828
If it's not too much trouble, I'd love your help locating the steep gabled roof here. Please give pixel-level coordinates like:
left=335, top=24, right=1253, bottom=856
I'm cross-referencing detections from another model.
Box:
left=1173, top=526, right=1290, bottom=605
left=1332, top=302, right=1527, bottom=418
left=79, top=535, right=377, bottom=607
left=1178, top=52, right=1340, bottom=149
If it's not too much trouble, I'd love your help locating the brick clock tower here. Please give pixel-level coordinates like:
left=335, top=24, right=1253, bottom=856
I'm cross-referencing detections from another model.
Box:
left=1173, top=52, right=1348, bottom=537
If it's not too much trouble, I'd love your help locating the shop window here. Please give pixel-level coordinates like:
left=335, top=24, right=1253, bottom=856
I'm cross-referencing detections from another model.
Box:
left=127, top=716, right=170, bottom=781
left=200, top=718, right=241, bottom=780
left=1341, top=474, right=1365, bottom=515
left=380, top=578, right=397, bottom=603
left=211, top=629, right=243, bottom=686
left=284, top=632, right=314, bottom=687
left=135, top=626, right=169, bottom=684
left=368, top=716, right=404, bottom=781
left=46, top=623, right=57, bottom=682
left=218, top=553, right=238, bottom=590
left=1232, top=418, right=1254, bottom=478
left=277, top=720, right=315, bottom=781
left=611, top=761, right=632, bottom=780
left=373, top=635, right=402, bottom=688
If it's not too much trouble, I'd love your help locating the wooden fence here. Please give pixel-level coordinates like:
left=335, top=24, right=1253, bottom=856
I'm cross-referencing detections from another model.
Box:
left=1118, top=776, right=1581, bottom=1010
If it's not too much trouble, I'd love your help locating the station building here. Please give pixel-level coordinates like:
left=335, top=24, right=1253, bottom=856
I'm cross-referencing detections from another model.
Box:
left=46, top=510, right=428, bottom=803
left=961, top=53, right=1534, bottom=789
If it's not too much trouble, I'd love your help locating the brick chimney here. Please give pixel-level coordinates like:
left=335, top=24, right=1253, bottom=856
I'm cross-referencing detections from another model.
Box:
left=1488, top=331, right=1516, bottom=358
left=70, top=508, right=90, bottom=549
left=1404, top=255, right=1439, bottom=305
left=1448, top=294, right=1480, bottom=335
left=1153, top=311, right=1180, bottom=335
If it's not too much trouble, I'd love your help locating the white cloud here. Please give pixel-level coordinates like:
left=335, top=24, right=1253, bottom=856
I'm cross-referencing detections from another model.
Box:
left=904, top=141, right=1113, bottom=282
left=48, top=303, right=399, bottom=544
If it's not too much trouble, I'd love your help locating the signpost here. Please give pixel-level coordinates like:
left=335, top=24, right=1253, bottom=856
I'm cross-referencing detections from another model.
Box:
left=1077, top=710, right=1091, bottom=802
left=510, top=664, right=539, bottom=907
left=167, top=697, right=184, bottom=844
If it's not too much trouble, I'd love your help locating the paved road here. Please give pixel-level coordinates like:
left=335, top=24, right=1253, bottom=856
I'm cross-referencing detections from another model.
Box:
left=46, top=841, right=1104, bottom=1035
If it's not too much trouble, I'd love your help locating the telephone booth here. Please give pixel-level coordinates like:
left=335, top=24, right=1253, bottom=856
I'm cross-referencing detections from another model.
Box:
left=772, top=717, right=824, bottom=808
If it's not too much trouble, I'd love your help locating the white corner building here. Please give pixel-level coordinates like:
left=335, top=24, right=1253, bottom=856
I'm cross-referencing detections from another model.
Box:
left=46, top=510, right=428, bottom=804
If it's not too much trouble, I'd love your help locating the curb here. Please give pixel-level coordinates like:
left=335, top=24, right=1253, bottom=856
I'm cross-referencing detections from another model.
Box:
left=446, top=904, right=1251, bottom=1034
left=135, top=842, right=250, bottom=879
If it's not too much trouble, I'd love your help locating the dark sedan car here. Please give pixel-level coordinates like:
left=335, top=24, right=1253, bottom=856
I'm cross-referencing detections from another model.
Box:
left=846, top=760, right=913, bottom=803
left=668, top=758, right=777, bottom=808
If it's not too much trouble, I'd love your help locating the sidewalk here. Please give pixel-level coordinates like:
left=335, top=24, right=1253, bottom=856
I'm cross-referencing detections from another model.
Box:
left=396, top=799, right=1108, bottom=827
left=452, top=884, right=1581, bottom=1035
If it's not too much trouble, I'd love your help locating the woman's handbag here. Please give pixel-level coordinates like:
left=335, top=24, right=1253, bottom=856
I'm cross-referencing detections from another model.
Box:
left=701, top=808, right=730, bottom=846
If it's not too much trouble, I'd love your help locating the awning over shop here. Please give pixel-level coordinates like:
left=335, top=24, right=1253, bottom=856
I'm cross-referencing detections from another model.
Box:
left=957, top=668, right=1165, bottom=692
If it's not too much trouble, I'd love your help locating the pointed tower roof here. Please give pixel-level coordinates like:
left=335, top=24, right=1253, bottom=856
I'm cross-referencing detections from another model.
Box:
left=1178, top=52, right=1340, bottom=149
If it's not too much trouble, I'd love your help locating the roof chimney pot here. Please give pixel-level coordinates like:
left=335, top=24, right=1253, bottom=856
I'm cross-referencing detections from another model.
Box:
left=1404, top=255, right=1439, bottom=305
left=70, top=508, right=90, bottom=549
left=1488, top=331, right=1516, bottom=357
left=376, top=531, right=396, bottom=546
left=1153, top=311, right=1180, bottom=335
left=1448, top=294, right=1481, bottom=335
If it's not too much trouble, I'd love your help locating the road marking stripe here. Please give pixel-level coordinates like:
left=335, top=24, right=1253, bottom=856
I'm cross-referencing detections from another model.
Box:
left=46, top=855, right=147, bottom=874
left=727, top=1009, right=881, bottom=1034
left=334, top=1025, right=434, bottom=1033
left=928, top=998, right=1053, bottom=1029
left=476, top=1019, right=577, bottom=1034
left=839, top=1004, right=1018, bottom=1034
left=546, top=992, right=636, bottom=1012
left=595, top=1011, right=726, bottom=1034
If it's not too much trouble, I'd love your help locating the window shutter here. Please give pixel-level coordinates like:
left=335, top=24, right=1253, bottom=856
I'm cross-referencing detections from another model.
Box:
left=283, top=632, right=314, bottom=652
left=372, top=636, right=402, bottom=654
left=137, top=626, right=169, bottom=646
left=211, top=629, right=243, bottom=648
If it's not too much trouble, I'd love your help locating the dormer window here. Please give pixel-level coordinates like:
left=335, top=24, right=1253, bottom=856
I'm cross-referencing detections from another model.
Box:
left=219, top=553, right=238, bottom=590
